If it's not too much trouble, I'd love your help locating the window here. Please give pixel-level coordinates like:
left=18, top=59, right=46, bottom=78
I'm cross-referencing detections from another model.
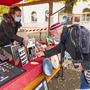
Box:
left=45, top=10, right=49, bottom=22
left=31, top=11, right=37, bottom=22
left=74, top=17, right=80, bottom=22
left=83, top=8, right=90, bottom=21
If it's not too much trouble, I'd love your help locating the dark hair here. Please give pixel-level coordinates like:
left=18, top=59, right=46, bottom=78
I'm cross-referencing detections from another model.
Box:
left=3, top=13, right=9, bottom=18
left=9, top=6, right=21, bottom=15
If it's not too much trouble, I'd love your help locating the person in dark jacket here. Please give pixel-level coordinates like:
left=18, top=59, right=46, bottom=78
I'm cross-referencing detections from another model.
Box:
left=0, top=7, right=28, bottom=47
left=0, top=7, right=29, bottom=62
left=38, top=24, right=90, bottom=89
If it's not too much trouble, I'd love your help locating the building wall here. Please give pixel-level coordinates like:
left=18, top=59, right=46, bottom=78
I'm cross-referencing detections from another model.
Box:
left=21, top=3, right=49, bottom=27
left=21, top=0, right=90, bottom=28
left=73, top=0, right=90, bottom=14
left=21, top=2, right=65, bottom=27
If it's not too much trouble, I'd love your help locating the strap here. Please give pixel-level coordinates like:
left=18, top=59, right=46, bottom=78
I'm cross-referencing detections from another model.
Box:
left=69, top=26, right=84, bottom=60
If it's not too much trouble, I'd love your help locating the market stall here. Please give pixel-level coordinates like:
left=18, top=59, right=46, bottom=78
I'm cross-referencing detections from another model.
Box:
left=0, top=0, right=64, bottom=90
left=0, top=56, right=60, bottom=90
left=0, top=39, right=61, bottom=90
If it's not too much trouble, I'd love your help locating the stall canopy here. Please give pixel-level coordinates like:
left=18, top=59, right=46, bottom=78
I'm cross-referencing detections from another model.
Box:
left=0, top=0, right=41, bottom=6
left=0, top=0, right=22, bottom=6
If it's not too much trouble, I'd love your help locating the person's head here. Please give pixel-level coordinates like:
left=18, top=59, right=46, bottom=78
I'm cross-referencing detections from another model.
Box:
left=9, top=6, right=21, bottom=22
left=61, top=16, right=69, bottom=25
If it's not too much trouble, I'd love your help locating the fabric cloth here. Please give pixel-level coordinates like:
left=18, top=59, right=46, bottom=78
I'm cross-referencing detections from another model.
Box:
left=80, top=72, right=90, bottom=89
left=84, top=70, right=90, bottom=84
left=0, top=0, right=21, bottom=6
left=50, top=23, right=62, bottom=31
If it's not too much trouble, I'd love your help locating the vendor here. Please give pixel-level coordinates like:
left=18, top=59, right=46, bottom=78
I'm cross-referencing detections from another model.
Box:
left=0, top=7, right=29, bottom=62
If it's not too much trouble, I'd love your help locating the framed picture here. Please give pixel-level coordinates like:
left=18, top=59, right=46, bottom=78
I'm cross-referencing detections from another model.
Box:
left=18, top=46, right=28, bottom=65
left=33, top=78, right=49, bottom=90
left=11, top=45, right=20, bottom=60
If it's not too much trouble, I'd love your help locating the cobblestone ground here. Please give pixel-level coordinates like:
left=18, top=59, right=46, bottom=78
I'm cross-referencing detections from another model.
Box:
left=48, top=65, right=80, bottom=90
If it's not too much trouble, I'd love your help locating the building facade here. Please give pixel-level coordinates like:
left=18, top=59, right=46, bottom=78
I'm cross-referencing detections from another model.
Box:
left=21, top=0, right=90, bottom=29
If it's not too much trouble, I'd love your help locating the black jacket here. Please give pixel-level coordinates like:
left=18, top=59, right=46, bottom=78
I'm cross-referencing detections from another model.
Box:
left=44, top=25, right=90, bottom=70
left=0, top=17, right=23, bottom=47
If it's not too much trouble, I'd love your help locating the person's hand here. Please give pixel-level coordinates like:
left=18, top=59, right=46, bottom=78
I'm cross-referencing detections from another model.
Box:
left=74, top=63, right=83, bottom=72
left=36, top=51, right=45, bottom=57
left=23, top=37, right=29, bottom=47
left=9, top=55, right=13, bottom=61
left=15, top=59, right=20, bottom=66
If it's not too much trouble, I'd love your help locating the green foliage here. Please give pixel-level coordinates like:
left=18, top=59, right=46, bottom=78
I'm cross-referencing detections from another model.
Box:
left=0, top=5, right=10, bottom=14
left=64, top=0, right=87, bottom=14
left=0, top=5, right=10, bottom=23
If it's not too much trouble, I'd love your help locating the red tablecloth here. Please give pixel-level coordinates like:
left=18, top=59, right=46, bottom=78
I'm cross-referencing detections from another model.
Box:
left=0, top=57, right=44, bottom=90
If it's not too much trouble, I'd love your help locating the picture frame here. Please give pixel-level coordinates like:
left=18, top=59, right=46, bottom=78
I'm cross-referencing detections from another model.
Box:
left=27, top=38, right=36, bottom=60
left=33, top=78, right=49, bottom=90
left=18, top=46, right=28, bottom=65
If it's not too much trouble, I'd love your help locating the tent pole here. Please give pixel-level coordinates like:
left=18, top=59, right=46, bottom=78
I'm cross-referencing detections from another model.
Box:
left=21, top=0, right=24, bottom=24
left=48, top=1, right=53, bottom=36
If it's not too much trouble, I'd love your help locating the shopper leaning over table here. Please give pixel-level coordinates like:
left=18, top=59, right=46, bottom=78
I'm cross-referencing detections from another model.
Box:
left=37, top=24, right=90, bottom=89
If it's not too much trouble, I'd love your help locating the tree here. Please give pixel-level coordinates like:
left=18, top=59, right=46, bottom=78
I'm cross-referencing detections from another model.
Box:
left=64, top=0, right=87, bottom=14
left=0, top=5, right=9, bottom=14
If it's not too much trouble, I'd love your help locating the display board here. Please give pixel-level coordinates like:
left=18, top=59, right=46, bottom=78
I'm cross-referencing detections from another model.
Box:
left=0, top=62, right=26, bottom=86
